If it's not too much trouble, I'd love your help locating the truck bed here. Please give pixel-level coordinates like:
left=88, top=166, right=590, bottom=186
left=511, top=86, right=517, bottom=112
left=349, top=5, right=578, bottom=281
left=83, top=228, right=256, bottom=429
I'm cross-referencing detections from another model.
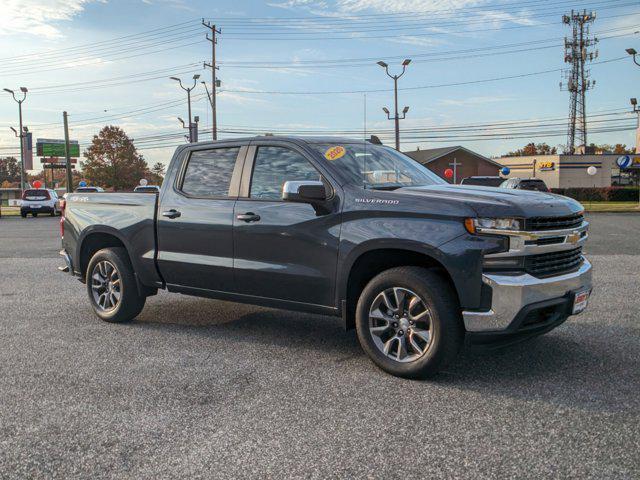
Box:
left=62, top=192, right=162, bottom=287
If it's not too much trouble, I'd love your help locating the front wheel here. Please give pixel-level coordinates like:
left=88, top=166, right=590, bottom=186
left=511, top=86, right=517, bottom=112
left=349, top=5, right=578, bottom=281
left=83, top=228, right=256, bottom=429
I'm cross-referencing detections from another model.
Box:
left=355, top=266, right=464, bottom=379
left=86, top=247, right=146, bottom=323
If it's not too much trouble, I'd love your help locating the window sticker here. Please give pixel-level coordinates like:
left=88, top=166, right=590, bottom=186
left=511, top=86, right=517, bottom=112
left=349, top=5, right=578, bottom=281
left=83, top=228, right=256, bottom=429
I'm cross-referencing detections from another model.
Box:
left=324, top=145, right=346, bottom=161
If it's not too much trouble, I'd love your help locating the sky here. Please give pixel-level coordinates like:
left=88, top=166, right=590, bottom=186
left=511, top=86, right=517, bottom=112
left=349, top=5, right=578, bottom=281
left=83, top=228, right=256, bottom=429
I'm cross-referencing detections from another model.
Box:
left=0, top=0, right=639, bottom=173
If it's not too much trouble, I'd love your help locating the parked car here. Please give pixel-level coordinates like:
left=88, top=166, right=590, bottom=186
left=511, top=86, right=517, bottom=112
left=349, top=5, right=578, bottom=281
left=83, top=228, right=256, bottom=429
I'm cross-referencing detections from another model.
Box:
left=134, top=185, right=160, bottom=193
left=460, top=176, right=505, bottom=187
left=75, top=186, right=105, bottom=193
left=500, top=177, right=549, bottom=192
left=59, top=137, right=591, bottom=379
left=20, top=188, right=61, bottom=217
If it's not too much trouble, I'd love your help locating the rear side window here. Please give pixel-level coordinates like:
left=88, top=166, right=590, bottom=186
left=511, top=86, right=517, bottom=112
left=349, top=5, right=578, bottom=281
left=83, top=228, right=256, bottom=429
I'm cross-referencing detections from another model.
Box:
left=250, top=146, right=320, bottom=200
left=181, top=147, right=239, bottom=198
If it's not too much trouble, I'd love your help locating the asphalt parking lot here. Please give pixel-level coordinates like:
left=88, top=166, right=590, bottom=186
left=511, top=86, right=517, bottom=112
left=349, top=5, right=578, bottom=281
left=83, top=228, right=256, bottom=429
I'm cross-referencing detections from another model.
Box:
left=0, top=214, right=638, bottom=479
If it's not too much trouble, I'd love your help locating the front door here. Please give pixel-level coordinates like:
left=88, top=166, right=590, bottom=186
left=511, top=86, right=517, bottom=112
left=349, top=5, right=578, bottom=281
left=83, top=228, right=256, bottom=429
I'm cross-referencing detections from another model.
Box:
left=233, top=143, right=341, bottom=307
left=156, top=145, right=245, bottom=292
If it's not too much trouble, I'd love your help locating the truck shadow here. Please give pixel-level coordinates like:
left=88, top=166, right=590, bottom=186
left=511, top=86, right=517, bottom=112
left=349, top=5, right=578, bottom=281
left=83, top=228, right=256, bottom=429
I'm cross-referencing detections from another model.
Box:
left=137, top=296, right=638, bottom=413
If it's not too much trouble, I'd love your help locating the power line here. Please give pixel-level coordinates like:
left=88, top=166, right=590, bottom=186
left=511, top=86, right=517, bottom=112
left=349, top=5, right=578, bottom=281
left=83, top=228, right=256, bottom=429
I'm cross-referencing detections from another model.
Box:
left=212, top=56, right=626, bottom=96
left=0, top=19, right=201, bottom=61
left=216, top=0, right=633, bottom=34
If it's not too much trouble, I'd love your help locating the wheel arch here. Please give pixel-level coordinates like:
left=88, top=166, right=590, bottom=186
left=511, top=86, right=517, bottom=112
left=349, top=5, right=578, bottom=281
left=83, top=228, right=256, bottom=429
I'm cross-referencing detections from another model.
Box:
left=338, top=241, right=460, bottom=330
left=77, top=227, right=157, bottom=297
left=77, top=227, right=131, bottom=281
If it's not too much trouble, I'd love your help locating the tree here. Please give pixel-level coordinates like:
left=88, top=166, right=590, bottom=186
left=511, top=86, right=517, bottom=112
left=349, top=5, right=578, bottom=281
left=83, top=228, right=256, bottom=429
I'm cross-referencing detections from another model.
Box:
left=588, top=143, right=634, bottom=154
left=505, top=143, right=557, bottom=156
left=151, top=162, right=165, bottom=177
left=81, top=126, right=149, bottom=191
left=0, top=156, right=20, bottom=185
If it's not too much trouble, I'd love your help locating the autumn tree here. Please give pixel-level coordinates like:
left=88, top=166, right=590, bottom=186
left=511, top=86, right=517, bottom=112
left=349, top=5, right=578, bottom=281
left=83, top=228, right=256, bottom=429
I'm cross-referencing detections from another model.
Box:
left=0, top=156, right=20, bottom=185
left=505, top=143, right=558, bottom=156
left=81, top=126, right=149, bottom=191
left=588, top=143, right=634, bottom=154
left=151, top=162, right=165, bottom=177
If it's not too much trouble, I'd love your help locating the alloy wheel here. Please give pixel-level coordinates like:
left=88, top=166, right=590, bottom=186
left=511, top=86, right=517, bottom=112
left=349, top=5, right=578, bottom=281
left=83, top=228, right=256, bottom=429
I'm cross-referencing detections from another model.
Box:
left=368, top=287, right=434, bottom=363
left=90, top=260, right=121, bottom=312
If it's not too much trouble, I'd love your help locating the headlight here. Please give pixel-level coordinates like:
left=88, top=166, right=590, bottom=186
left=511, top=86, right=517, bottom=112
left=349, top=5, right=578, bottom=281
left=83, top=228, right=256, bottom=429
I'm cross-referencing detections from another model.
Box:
left=464, top=217, right=523, bottom=234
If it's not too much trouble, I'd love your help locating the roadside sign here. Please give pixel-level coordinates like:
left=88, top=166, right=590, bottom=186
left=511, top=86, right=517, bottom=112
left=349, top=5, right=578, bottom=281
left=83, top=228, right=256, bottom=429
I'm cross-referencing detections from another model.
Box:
left=616, top=155, right=631, bottom=168
left=23, top=132, right=33, bottom=170
left=36, top=138, right=80, bottom=158
left=617, top=155, right=640, bottom=169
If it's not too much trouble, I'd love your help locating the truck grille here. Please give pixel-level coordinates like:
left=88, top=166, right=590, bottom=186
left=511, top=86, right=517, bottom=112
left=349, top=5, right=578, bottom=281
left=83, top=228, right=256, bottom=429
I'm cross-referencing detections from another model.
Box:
left=525, top=213, right=584, bottom=231
left=525, top=247, right=584, bottom=278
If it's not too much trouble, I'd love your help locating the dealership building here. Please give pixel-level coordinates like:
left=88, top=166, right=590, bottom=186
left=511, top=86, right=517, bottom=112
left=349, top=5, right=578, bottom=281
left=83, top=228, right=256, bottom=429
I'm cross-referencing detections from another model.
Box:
left=496, top=154, right=638, bottom=188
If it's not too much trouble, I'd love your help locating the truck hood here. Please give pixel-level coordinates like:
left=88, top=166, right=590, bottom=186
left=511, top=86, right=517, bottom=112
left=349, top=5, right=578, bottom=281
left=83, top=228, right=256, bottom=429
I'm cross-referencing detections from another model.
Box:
left=396, top=184, right=583, bottom=218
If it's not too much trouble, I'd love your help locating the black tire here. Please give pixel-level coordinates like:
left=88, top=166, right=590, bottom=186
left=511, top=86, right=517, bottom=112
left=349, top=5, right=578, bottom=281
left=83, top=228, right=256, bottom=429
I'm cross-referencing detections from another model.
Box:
left=86, top=247, right=146, bottom=323
left=355, top=266, right=464, bottom=379
left=50, top=210, right=55, bottom=217
left=20, top=213, right=27, bottom=218
left=32, top=213, right=38, bottom=217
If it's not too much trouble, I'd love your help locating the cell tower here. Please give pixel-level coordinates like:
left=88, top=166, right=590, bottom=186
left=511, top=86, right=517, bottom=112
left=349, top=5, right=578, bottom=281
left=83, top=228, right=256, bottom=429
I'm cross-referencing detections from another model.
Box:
left=560, top=10, right=598, bottom=154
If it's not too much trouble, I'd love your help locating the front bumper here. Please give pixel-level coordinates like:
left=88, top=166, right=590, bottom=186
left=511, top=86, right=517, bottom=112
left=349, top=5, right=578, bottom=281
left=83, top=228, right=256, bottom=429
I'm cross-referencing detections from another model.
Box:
left=462, top=257, right=592, bottom=333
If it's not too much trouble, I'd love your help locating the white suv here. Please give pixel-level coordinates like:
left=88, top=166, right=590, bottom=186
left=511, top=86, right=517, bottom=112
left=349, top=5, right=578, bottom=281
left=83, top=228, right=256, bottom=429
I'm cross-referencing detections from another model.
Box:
left=20, top=188, right=61, bottom=218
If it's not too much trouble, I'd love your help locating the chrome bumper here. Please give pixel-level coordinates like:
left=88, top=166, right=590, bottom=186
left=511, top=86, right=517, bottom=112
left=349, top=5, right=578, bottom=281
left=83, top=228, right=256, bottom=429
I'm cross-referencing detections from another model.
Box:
left=462, top=258, right=592, bottom=333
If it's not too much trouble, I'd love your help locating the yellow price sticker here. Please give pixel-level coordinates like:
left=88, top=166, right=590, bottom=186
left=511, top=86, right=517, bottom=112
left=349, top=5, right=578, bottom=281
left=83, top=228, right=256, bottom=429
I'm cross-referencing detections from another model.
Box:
left=324, top=145, right=346, bottom=161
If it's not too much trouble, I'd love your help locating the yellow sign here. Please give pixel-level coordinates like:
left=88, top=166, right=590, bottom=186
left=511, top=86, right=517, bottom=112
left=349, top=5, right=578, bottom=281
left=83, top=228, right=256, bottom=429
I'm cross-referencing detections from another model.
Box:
left=539, top=161, right=555, bottom=170
left=324, top=145, right=346, bottom=161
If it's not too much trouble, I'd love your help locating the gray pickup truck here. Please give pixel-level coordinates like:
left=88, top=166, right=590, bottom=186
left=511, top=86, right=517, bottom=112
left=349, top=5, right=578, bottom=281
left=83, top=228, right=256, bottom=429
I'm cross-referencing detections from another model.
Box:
left=59, top=137, right=592, bottom=378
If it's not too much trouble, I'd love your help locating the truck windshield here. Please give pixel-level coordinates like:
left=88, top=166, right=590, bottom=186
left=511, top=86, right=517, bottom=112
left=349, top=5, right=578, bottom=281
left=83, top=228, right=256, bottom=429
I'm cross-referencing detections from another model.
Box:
left=312, top=143, right=444, bottom=190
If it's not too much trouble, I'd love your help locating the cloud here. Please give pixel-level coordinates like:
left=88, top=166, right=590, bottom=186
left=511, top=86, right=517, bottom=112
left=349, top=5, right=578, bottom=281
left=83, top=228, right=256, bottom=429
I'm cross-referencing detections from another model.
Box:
left=0, top=0, right=102, bottom=38
left=141, top=0, right=195, bottom=12
left=335, top=0, right=485, bottom=14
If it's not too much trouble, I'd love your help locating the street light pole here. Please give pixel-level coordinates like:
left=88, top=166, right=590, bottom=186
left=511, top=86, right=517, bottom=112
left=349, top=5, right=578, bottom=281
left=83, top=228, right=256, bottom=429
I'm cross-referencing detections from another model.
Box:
left=626, top=48, right=640, bottom=67
left=3, top=87, right=28, bottom=193
left=170, top=75, right=200, bottom=142
left=377, top=59, right=411, bottom=151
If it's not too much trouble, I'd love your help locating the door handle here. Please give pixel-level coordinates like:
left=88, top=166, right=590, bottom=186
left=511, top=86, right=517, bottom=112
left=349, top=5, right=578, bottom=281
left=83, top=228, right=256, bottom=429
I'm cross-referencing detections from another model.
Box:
left=236, top=212, right=261, bottom=222
left=162, top=209, right=181, bottom=219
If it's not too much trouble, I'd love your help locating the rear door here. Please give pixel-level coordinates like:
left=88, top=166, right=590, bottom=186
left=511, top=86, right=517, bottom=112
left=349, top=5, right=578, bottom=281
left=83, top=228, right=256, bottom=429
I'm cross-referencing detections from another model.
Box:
left=232, top=141, right=341, bottom=307
left=156, top=144, right=246, bottom=292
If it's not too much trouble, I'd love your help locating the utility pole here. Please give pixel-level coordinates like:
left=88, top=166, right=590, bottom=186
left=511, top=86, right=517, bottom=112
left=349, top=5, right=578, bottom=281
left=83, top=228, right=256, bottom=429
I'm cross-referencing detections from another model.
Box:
left=63, top=111, right=73, bottom=193
left=3, top=87, right=28, bottom=193
left=377, top=59, right=411, bottom=151
left=203, top=19, right=221, bottom=141
left=560, top=10, right=598, bottom=154
left=626, top=49, right=640, bottom=153
left=170, top=74, right=200, bottom=142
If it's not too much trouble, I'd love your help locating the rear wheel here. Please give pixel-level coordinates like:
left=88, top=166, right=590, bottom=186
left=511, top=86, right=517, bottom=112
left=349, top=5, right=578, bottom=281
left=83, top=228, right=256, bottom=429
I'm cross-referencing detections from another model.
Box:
left=355, top=266, right=463, bottom=379
left=20, top=212, right=26, bottom=218
left=86, top=247, right=146, bottom=323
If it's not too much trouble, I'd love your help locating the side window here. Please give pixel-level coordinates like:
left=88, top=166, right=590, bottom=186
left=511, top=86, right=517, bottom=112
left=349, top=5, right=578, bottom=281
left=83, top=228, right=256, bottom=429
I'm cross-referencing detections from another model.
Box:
left=250, top=146, right=320, bottom=200
left=181, top=147, right=239, bottom=198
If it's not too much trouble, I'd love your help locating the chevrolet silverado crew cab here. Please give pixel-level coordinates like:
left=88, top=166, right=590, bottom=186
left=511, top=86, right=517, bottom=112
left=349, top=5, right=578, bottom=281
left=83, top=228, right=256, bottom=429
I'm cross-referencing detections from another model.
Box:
left=59, top=137, right=592, bottom=378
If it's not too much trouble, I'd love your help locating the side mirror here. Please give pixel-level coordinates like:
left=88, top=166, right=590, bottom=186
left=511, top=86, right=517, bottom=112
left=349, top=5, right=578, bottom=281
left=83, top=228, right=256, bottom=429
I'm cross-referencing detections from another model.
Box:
left=282, top=180, right=327, bottom=203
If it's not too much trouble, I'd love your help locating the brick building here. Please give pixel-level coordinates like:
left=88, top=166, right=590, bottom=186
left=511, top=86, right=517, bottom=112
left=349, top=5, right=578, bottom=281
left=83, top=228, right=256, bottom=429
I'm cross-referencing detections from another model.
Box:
left=404, top=146, right=503, bottom=184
